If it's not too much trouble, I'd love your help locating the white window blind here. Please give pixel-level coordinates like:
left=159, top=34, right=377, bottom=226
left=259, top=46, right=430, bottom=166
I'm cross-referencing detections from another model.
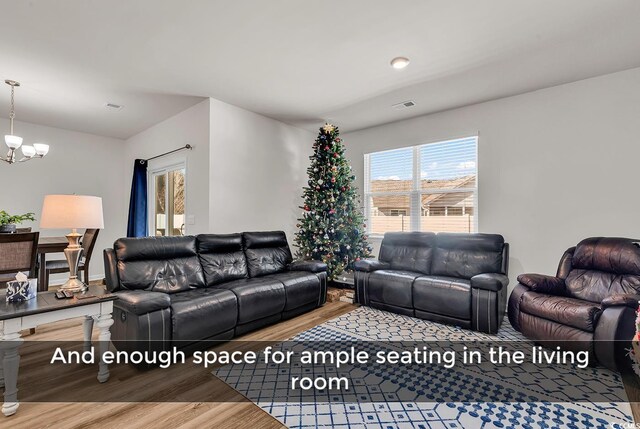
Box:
left=364, top=136, right=478, bottom=236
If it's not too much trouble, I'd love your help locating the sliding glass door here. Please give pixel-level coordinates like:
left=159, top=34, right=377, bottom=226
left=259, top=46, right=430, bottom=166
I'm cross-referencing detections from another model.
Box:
left=149, top=163, right=186, bottom=236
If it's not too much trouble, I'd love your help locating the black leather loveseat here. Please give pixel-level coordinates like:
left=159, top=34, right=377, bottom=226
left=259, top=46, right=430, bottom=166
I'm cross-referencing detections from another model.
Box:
left=103, top=231, right=327, bottom=354
left=355, top=232, right=509, bottom=334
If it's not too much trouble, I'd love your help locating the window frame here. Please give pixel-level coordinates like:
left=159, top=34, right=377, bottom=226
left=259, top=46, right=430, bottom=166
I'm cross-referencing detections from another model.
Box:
left=364, top=136, right=478, bottom=238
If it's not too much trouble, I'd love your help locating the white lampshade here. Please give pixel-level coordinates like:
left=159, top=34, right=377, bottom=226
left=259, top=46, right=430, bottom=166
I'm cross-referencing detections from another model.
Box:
left=21, top=145, right=36, bottom=158
left=33, top=143, right=49, bottom=156
left=5, top=134, right=23, bottom=149
left=40, top=195, right=104, bottom=229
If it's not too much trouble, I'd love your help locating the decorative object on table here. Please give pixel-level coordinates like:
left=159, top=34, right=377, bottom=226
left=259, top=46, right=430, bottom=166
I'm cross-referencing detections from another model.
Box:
left=294, top=123, right=372, bottom=280
left=43, top=228, right=100, bottom=291
left=40, top=195, right=104, bottom=292
left=0, top=210, right=35, bottom=234
left=1, top=79, right=50, bottom=165
left=5, top=272, right=36, bottom=303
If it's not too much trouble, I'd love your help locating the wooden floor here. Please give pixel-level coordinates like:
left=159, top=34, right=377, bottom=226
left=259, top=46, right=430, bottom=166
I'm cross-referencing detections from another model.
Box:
left=5, top=298, right=640, bottom=428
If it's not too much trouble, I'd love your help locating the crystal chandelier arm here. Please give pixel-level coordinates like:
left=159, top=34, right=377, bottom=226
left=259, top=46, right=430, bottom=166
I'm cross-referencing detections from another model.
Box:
left=1, top=149, right=15, bottom=164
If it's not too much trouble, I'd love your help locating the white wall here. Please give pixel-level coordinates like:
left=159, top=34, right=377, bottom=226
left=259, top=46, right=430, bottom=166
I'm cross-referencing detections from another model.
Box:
left=344, top=67, right=640, bottom=288
left=0, top=119, right=127, bottom=282
left=209, top=98, right=314, bottom=243
left=125, top=99, right=210, bottom=235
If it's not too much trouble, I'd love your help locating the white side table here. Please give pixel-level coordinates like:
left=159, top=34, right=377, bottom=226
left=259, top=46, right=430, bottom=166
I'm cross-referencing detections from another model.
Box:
left=0, top=285, right=117, bottom=416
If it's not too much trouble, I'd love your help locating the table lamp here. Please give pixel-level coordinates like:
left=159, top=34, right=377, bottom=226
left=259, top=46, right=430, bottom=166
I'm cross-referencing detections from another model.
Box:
left=40, top=195, right=104, bottom=292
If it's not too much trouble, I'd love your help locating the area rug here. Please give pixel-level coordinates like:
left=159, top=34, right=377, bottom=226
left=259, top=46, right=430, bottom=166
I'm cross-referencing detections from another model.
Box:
left=214, top=306, right=634, bottom=428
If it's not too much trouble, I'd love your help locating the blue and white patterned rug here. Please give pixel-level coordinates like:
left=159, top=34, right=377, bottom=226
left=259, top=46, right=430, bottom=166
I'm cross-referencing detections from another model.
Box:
left=214, top=306, right=635, bottom=428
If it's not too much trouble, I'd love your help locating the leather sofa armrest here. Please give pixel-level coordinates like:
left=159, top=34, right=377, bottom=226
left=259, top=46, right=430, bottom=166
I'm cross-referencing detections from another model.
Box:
left=517, top=273, right=566, bottom=295
left=114, top=290, right=171, bottom=315
left=354, top=259, right=390, bottom=272
left=288, top=260, right=327, bottom=273
left=103, top=248, right=120, bottom=292
left=471, top=273, right=509, bottom=291
left=602, top=294, right=640, bottom=310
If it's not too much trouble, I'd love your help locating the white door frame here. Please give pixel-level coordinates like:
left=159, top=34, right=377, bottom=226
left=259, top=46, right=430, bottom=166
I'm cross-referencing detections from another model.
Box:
left=148, top=159, right=187, bottom=236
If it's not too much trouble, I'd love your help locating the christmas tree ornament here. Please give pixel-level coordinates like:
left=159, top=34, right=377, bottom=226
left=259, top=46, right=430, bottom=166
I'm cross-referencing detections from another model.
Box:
left=322, top=123, right=335, bottom=133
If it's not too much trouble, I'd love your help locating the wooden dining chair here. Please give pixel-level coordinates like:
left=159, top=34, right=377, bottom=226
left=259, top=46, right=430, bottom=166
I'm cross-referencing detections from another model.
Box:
left=43, top=229, right=100, bottom=290
left=0, top=232, right=40, bottom=288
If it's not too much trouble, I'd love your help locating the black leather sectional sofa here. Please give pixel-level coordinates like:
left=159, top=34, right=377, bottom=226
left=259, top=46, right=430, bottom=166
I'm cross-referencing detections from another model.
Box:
left=355, top=232, right=509, bottom=334
left=103, top=231, right=327, bottom=353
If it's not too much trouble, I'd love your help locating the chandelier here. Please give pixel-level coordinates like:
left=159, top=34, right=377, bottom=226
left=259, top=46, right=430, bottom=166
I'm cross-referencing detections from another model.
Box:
left=2, top=79, right=49, bottom=164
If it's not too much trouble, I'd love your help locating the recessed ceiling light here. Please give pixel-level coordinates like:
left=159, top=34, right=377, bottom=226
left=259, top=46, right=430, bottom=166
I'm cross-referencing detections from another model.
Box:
left=390, top=57, right=410, bottom=69
left=105, top=103, right=123, bottom=110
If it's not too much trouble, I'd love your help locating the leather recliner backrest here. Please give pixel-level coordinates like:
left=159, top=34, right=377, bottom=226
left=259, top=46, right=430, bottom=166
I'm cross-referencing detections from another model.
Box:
left=565, top=237, right=640, bottom=303
left=432, top=233, right=506, bottom=279
left=242, top=231, right=293, bottom=277
left=113, top=236, right=205, bottom=293
left=196, top=233, right=248, bottom=287
left=379, top=232, right=436, bottom=274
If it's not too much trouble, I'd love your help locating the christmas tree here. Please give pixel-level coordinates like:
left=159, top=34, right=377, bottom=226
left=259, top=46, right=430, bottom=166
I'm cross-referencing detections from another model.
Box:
left=294, top=123, right=372, bottom=280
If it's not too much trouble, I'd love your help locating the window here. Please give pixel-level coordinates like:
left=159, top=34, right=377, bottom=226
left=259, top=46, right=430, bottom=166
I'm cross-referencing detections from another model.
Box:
left=364, top=136, right=477, bottom=236
left=149, top=163, right=186, bottom=236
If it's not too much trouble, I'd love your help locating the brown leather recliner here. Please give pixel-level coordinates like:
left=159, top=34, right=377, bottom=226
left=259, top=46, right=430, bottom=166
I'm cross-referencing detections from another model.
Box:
left=508, top=237, right=640, bottom=370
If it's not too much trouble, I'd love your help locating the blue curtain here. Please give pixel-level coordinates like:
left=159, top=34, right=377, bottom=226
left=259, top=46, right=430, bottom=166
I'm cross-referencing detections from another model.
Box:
left=127, top=159, right=148, bottom=237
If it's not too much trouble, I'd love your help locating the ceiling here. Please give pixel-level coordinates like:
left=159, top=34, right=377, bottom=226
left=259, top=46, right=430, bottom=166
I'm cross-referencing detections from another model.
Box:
left=0, top=0, right=639, bottom=139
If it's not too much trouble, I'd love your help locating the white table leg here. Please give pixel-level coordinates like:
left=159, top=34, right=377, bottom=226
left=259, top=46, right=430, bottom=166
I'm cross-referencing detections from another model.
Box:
left=0, top=331, right=24, bottom=416
left=93, top=313, right=113, bottom=383
left=83, top=316, right=94, bottom=353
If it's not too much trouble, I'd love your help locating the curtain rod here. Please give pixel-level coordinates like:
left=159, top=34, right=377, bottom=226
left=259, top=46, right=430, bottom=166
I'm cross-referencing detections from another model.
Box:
left=142, top=144, right=193, bottom=163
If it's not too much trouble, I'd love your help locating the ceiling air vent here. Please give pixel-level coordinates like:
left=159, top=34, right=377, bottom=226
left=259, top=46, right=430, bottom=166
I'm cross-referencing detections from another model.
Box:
left=105, top=103, right=123, bottom=110
left=392, top=100, right=416, bottom=110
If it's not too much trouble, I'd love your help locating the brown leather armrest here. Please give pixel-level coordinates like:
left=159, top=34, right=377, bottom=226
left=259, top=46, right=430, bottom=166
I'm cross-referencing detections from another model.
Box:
left=601, top=294, right=640, bottom=309
left=517, top=273, right=566, bottom=295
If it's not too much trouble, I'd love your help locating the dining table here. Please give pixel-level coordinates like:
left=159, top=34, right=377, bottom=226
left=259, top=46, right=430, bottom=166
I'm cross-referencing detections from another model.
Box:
left=36, top=236, right=69, bottom=292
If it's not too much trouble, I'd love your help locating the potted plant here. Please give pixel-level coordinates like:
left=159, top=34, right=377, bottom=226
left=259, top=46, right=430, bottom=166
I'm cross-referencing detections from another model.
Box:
left=0, top=211, right=36, bottom=233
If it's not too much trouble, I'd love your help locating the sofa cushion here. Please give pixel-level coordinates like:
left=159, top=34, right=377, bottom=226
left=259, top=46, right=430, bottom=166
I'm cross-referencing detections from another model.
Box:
left=170, top=288, right=237, bottom=343
left=571, top=237, right=640, bottom=275
left=413, top=276, right=471, bottom=320
left=564, top=237, right=640, bottom=303
left=215, top=277, right=286, bottom=323
left=243, top=231, right=293, bottom=277
left=196, top=234, right=248, bottom=287
left=520, top=291, right=602, bottom=332
left=431, top=233, right=505, bottom=279
left=264, top=271, right=321, bottom=310
left=114, top=236, right=205, bottom=293
left=379, top=232, right=436, bottom=275
left=565, top=270, right=640, bottom=304
left=367, top=270, right=422, bottom=309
